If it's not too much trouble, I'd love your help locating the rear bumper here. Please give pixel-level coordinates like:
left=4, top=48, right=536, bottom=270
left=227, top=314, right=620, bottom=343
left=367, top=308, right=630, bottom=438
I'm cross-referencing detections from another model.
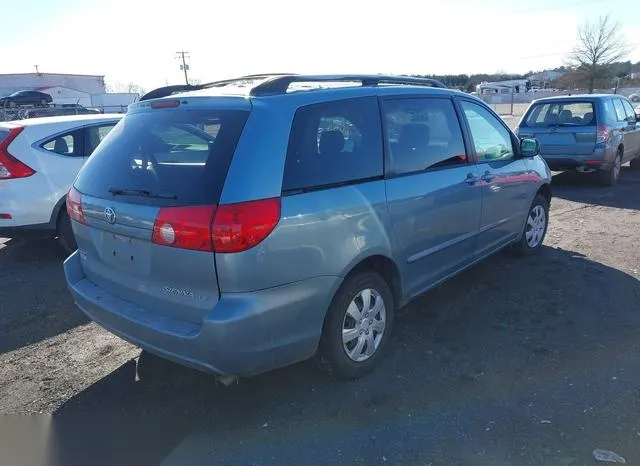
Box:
left=541, top=146, right=614, bottom=171
left=0, top=175, right=64, bottom=235
left=64, top=251, right=340, bottom=376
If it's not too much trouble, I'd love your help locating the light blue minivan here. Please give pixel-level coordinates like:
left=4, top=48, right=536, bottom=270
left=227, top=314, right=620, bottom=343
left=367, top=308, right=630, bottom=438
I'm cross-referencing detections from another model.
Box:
left=64, top=74, right=552, bottom=381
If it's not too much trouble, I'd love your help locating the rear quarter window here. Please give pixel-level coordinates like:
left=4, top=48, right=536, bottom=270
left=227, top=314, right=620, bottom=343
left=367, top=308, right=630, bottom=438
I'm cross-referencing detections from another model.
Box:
left=282, top=96, right=383, bottom=192
left=74, top=109, right=249, bottom=206
left=523, top=101, right=595, bottom=127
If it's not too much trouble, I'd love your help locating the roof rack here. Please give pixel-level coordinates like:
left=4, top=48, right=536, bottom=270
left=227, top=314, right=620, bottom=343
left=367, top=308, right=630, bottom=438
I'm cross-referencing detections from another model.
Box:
left=138, top=74, right=298, bottom=101
left=138, top=74, right=447, bottom=101
left=249, top=74, right=448, bottom=96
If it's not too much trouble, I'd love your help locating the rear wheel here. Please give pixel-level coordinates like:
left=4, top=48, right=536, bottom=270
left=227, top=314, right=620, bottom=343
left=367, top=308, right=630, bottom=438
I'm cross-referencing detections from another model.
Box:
left=598, top=150, right=622, bottom=187
left=319, top=271, right=394, bottom=379
left=513, top=194, right=549, bottom=256
left=630, top=157, right=640, bottom=170
left=57, top=210, right=77, bottom=254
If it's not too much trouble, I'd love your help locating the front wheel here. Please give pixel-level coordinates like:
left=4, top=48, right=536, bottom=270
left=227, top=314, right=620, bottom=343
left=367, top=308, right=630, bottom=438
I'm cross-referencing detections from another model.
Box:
left=513, top=194, right=549, bottom=256
left=319, top=271, right=395, bottom=379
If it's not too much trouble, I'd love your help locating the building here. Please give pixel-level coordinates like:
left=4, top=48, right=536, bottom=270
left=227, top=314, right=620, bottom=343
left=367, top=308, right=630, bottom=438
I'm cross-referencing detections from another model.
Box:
left=527, top=70, right=564, bottom=88
left=476, top=79, right=529, bottom=95
left=0, top=72, right=137, bottom=112
left=0, top=73, right=106, bottom=96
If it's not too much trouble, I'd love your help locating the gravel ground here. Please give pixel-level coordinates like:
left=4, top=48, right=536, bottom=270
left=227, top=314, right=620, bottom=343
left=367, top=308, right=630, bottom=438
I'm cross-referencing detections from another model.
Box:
left=1, top=168, right=640, bottom=466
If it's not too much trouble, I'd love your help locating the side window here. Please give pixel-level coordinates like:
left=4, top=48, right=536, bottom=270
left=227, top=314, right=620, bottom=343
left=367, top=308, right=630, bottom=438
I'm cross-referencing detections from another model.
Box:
left=85, top=123, right=117, bottom=155
left=613, top=99, right=627, bottom=122
left=460, top=100, right=515, bottom=162
left=41, top=129, right=84, bottom=157
left=621, top=100, right=637, bottom=123
left=283, top=97, right=383, bottom=192
left=603, top=99, right=617, bottom=123
left=383, top=97, right=467, bottom=175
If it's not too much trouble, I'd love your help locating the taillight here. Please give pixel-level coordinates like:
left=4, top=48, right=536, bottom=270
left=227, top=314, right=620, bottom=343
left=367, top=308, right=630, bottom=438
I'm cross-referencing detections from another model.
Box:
left=66, top=187, right=86, bottom=224
left=150, top=99, right=180, bottom=109
left=151, top=198, right=281, bottom=253
left=596, top=125, right=611, bottom=144
left=152, top=206, right=217, bottom=252
left=0, top=126, right=35, bottom=180
left=212, top=198, right=281, bottom=253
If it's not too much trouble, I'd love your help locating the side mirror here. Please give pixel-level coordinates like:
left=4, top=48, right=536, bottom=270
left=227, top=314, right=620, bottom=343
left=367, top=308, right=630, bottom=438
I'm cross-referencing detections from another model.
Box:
left=520, top=138, right=539, bottom=157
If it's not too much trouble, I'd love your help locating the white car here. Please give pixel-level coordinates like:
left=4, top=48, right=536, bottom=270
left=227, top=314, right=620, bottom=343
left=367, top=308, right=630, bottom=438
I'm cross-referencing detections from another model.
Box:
left=0, top=113, right=123, bottom=251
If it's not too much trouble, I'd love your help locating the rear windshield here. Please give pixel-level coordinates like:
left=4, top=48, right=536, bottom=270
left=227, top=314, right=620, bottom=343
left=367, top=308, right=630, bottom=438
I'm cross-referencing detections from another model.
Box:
left=523, top=101, right=595, bottom=127
left=74, top=108, right=249, bottom=206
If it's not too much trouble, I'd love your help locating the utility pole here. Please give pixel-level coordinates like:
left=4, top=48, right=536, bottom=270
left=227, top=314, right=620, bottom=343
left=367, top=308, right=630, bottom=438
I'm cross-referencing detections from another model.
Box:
left=175, top=51, right=190, bottom=85
left=34, top=65, right=40, bottom=74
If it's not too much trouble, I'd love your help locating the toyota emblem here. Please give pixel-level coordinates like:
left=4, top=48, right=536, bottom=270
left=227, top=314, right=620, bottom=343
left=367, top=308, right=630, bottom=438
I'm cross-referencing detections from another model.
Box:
left=104, top=207, right=117, bottom=224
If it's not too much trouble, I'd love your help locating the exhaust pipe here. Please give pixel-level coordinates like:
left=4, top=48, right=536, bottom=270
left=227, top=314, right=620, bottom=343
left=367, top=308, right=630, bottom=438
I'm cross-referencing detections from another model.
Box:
left=216, top=374, right=239, bottom=386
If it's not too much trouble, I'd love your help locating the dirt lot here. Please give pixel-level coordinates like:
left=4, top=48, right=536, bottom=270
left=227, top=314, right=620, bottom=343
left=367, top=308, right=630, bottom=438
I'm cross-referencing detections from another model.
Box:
left=2, top=168, right=640, bottom=465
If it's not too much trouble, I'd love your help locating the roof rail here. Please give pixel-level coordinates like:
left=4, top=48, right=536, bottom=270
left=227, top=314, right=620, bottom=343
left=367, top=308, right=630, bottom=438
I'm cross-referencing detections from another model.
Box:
left=139, top=74, right=448, bottom=101
left=139, top=74, right=300, bottom=101
left=249, top=74, right=447, bottom=96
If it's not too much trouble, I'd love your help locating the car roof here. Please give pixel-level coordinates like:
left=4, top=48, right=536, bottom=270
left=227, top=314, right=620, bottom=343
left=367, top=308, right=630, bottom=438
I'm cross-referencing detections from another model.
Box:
left=1, top=113, right=123, bottom=128
left=532, top=94, right=623, bottom=103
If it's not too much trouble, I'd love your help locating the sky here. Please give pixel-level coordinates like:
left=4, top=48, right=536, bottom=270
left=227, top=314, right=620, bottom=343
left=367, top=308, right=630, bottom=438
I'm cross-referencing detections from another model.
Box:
left=2, top=0, right=640, bottom=92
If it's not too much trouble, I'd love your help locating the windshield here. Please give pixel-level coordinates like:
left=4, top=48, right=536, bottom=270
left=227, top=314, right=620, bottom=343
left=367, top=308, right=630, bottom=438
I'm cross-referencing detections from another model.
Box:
left=74, top=108, right=249, bottom=206
left=523, top=101, right=595, bottom=127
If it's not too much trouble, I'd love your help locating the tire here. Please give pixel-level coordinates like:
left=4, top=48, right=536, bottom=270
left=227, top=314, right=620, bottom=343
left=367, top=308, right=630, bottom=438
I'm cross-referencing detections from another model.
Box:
left=513, top=194, right=549, bottom=256
left=598, top=150, right=622, bottom=187
left=319, top=270, right=394, bottom=380
left=57, top=210, right=77, bottom=254
left=630, top=157, right=640, bottom=170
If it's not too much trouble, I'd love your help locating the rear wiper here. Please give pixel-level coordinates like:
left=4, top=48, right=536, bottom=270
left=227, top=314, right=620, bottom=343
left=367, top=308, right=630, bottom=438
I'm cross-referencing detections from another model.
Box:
left=108, top=187, right=177, bottom=199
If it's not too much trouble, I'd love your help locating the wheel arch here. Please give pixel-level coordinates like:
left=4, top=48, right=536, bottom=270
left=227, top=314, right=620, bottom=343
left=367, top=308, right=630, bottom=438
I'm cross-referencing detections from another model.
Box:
left=337, top=253, right=404, bottom=311
left=537, top=183, right=552, bottom=205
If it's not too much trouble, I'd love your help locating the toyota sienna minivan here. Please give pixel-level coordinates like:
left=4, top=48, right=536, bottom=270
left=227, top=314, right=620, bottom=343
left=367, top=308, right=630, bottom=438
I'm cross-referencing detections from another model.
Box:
left=64, top=74, right=552, bottom=381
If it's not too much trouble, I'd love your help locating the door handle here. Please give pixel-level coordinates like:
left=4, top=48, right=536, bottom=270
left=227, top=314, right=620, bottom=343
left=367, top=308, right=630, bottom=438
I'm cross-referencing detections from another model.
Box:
left=464, top=173, right=479, bottom=185
left=481, top=171, right=495, bottom=182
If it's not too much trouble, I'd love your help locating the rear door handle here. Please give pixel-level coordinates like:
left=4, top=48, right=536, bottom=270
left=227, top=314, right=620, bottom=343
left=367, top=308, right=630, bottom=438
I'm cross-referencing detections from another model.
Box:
left=464, top=173, right=479, bottom=185
left=481, top=171, right=495, bottom=182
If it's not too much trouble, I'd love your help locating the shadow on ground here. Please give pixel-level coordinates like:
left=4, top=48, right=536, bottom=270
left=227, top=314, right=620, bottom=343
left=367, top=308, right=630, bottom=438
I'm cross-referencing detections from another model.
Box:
left=0, top=238, right=88, bottom=354
left=550, top=166, right=640, bottom=210
left=52, top=245, right=640, bottom=465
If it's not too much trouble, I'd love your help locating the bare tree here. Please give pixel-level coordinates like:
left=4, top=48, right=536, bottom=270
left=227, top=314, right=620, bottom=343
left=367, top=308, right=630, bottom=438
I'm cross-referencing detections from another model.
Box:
left=105, top=81, right=146, bottom=96
left=568, top=15, right=628, bottom=93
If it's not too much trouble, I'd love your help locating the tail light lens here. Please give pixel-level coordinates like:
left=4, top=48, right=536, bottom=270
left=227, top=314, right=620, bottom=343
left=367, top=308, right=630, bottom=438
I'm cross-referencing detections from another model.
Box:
left=152, top=206, right=217, bottom=252
left=596, top=125, right=611, bottom=144
left=212, top=198, right=281, bottom=253
left=66, top=187, right=86, bottom=224
left=151, top=198, right=281, bottom=253
left=0, top=126, right=35, bottom=180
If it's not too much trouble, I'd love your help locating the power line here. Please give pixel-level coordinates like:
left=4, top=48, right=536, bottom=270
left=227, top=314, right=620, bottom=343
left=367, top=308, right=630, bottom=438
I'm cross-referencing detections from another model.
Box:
left=175, top=50, right=190, bottom=85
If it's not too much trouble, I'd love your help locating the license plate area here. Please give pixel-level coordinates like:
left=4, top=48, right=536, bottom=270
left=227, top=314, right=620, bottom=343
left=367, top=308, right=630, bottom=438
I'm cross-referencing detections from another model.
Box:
left=102, top=232, right=151, bottom=274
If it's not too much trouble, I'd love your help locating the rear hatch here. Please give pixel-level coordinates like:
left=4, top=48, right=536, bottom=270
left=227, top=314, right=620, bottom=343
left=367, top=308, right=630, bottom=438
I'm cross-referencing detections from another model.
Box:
left=70, top=98, right=250, bottom=324
left=518, top=100, right=597, bottom=156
